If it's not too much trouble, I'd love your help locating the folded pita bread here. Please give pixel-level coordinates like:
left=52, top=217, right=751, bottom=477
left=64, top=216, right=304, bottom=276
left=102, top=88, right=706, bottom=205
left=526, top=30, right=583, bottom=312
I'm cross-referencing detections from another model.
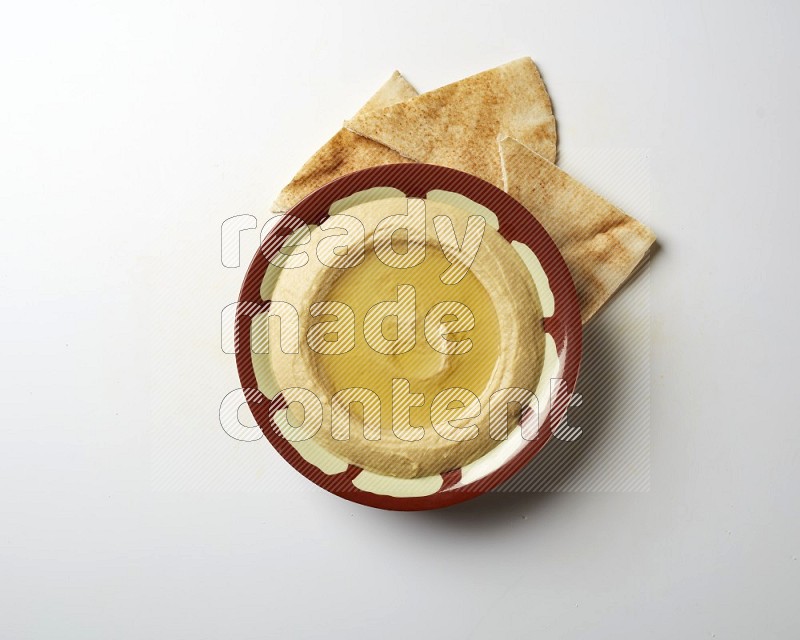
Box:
left=272, top=71, right=418, bottom=213
left=498, top=136, right=655, bottom=323
left=344, top=58, right=557, bottom=188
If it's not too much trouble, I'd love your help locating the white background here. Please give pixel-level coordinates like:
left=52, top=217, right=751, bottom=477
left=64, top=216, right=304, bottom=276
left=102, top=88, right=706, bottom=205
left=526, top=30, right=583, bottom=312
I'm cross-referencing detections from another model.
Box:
left=2, top=1, right=799, bottom=638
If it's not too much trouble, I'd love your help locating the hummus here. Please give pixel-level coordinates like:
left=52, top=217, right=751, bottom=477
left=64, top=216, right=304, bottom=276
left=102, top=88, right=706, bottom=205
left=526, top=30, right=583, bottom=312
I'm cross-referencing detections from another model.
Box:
left=262, top=195, right=545, bottom=479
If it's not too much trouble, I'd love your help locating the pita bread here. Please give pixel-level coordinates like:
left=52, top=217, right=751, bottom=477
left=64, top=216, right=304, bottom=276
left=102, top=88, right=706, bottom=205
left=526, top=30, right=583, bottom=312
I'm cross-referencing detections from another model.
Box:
left=357, top=70, right=418, bottom=114
left=272, top=71, right=417, bottom=212
left=498, top=136, right=655, bottom=323
left=344, top=58, right=557, bottom=188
